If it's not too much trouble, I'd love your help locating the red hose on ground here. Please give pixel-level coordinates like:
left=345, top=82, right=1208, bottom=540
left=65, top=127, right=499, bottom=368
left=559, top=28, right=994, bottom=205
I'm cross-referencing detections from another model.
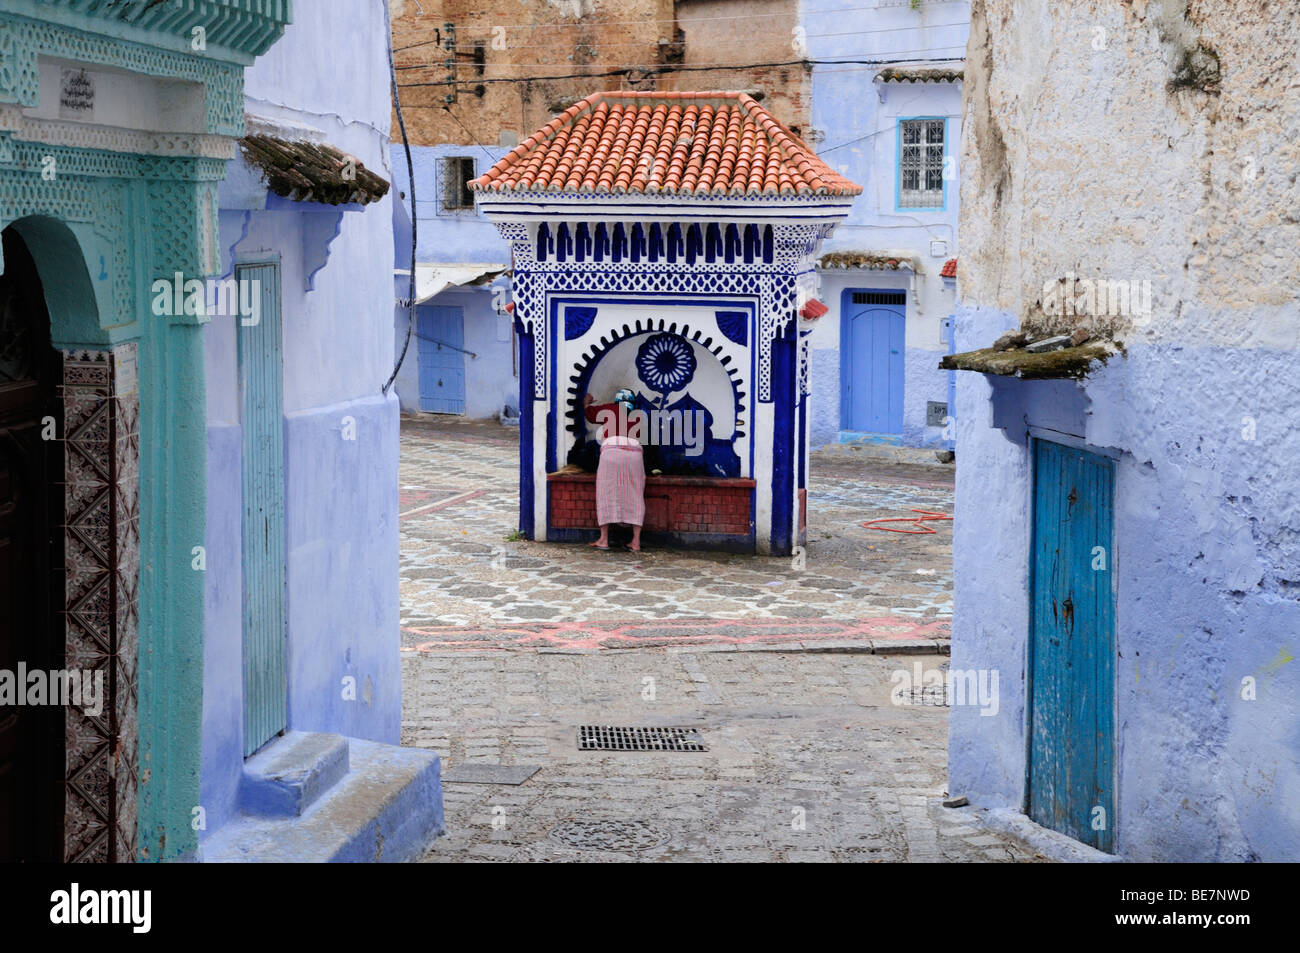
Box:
left=861, top=509, right=953, bottom=534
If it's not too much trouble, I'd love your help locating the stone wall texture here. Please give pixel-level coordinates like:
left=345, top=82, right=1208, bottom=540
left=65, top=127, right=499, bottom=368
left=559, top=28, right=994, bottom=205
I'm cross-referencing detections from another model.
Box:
left=960, top=0, right=1300, bottom=348
left=950, top=0, right=1300, bottom=861
left=391, top=0, right=811, bottom=147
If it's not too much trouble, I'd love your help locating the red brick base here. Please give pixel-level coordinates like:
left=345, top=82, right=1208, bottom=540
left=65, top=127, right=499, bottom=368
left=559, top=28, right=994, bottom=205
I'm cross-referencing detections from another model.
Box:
left=549, top=472, right=754, bottom=536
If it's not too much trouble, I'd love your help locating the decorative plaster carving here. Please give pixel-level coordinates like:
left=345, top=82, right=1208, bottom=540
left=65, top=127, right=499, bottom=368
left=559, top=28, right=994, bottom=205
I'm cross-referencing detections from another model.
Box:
left=503, top=219, right=828, bottom=402
left=0, top=105, right=234, bottom=160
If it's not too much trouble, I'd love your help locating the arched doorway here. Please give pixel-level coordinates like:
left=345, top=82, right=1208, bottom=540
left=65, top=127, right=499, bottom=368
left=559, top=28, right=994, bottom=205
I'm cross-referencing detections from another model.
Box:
left=0, top=225, right=66, bottom=862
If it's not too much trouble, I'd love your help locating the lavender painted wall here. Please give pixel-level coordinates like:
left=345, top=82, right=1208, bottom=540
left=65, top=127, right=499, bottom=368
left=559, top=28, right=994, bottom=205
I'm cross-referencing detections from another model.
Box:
left=392, top=286, right=518, bottom=418
left=391, top=143, right=509, bottom=266
left=803, top=0, right=967, bottom=447
left=201, top=0, right=402, bottom=841
left=804, top=269, right=954, bottom=449
left=947, top=303, right=1300, bottom=861
left=390, top=144, right=519, bottom=418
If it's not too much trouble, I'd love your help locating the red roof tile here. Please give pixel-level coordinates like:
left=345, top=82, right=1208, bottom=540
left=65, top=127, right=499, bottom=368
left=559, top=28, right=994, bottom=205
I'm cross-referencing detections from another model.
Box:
left=471, top=91, right=862, bottom=198
left=941, top=258, right=958, bottom=278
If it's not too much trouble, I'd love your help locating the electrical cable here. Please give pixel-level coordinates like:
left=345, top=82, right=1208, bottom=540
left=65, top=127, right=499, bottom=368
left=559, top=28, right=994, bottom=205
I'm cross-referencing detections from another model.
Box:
left=383, top=1, right=418, bottom=397
left=395, top=53, right=964, bottom=89
left=393, top=1, right=970, bottom=38
left=394, top=20, right=970, bottom=56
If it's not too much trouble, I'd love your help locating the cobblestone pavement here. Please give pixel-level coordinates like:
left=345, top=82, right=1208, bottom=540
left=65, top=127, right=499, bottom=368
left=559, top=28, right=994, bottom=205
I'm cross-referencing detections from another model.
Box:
left=401, top=416, right=1039, bottom=862
left=407, top=647, right=1044, bottom=862
left=399, top=416, right=954, bottom=648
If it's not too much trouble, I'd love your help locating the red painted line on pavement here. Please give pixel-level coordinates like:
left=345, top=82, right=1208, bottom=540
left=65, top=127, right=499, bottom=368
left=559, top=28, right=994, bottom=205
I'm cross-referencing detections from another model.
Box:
left=400, top=489, right=435, bottom=508
left=400, top=616, right=951, bottom=652
left=400, top=489, right=487, bottom=520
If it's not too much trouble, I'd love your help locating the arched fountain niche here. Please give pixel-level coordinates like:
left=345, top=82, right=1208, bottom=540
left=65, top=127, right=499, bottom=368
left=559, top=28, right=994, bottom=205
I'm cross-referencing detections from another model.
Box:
left=565, top=322, right=747, bottom=478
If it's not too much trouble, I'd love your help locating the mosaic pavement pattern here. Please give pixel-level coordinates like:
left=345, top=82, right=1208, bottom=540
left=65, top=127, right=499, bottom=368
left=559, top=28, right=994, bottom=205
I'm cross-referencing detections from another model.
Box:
left=399, top=416, right=955, bottom=646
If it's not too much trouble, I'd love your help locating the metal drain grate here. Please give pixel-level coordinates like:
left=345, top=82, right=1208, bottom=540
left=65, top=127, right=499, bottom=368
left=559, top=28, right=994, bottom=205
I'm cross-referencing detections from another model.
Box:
left=578, top=725, right=707, bottom=752
left=904, top=687, right=950, bottom=707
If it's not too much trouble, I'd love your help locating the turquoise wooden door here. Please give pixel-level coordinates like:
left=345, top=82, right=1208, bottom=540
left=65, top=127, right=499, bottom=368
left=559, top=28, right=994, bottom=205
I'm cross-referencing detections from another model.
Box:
left=1028, top=440, right=1115, bottom=852
left=842, top=290, right=905, bottom=433
left=237, top=262, right=287, bottom=757
left=417, top=305, right=465, bottom=414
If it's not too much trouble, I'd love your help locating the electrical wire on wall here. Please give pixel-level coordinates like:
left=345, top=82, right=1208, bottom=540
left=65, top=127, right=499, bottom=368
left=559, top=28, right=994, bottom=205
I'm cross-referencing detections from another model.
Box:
left=383, top=0, right=418, bottom=397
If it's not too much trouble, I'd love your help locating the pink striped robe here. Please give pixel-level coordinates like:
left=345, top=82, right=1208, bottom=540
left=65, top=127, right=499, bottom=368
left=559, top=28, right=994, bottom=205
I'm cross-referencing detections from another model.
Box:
left=596, top=437, right=645, bottom=526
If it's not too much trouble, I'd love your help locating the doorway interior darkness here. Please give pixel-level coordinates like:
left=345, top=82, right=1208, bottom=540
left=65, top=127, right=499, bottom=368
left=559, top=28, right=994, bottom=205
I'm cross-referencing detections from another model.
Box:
left=0, top=226, right=66, bottom=862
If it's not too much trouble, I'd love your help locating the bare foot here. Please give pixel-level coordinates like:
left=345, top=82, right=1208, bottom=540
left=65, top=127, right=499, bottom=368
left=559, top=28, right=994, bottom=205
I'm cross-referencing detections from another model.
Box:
left=589, top=540, right=609, bottom=550
left=624, top=543, right=640, bottom=552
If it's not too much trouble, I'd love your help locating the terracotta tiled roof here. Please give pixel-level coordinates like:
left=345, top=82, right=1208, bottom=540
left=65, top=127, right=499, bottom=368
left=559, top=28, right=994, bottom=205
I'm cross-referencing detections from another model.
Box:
left=240, top=135, right=390, bottom=206
left=941, top=258, right=958, bottom=278
left=470, top=91, right=862, bottom=198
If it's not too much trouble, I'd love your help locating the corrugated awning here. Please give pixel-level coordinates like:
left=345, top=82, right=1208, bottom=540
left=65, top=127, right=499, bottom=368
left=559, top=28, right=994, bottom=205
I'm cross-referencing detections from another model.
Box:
left=395, top=263, right=508, bottom=306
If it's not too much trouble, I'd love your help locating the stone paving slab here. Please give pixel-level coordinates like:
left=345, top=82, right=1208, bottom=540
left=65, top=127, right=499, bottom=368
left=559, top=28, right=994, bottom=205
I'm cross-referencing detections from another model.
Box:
left=399, top=416, right=954, bottom=639
left=400, top=616, right=952, bottom=653
left=398, top=418, right=1041, bottom=862
left=405, top=648, right=1043, bottom=863
left=442, top=764, right=542, bottom=785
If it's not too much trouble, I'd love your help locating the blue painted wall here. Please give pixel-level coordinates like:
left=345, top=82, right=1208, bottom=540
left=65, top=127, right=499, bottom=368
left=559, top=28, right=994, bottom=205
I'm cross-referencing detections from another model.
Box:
left=947, top=302, right=1300, bottom=861
left=391, top=143, right=509, bottom=266
left=802, top=0, right=967, bottom=448
left=392, top=284, right=517, bottom=418
left=201, top=0, right=403, bottom=843
left=390, top=143, right=519, bottom=417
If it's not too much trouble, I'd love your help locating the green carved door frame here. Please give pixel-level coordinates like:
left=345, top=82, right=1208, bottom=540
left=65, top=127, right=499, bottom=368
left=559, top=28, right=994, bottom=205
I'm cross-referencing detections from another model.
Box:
left=0, top=3, right=291, bottom=861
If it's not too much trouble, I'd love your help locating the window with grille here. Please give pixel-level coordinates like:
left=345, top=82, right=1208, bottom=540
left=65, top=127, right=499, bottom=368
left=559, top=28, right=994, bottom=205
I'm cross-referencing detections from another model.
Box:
left=898, top=119, right=945, bottom=209
left=440, top=156, right=476, bottom=211
left=852, top=291, right=907, bottom=306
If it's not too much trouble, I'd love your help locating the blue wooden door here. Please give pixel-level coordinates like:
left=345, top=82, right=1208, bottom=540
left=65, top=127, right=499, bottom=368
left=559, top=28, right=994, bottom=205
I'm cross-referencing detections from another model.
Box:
left=237, top=262, right=287, bottom=757
left=1029, top=440, right=1115, bottom=852
left=843, top=291, right=905, bottom=433
left=417, top=305, right=465, bottom=414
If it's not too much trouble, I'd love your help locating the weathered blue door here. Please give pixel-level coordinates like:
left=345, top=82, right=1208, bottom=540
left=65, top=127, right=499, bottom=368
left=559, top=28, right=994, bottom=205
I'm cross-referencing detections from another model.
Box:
left=1028, top=439, right=1115, bottom=852
left=842, top=290, right=905, bottom=433
left=417, top=305, right=465, bottom=414
left=237, top=262, right=287, bottom=757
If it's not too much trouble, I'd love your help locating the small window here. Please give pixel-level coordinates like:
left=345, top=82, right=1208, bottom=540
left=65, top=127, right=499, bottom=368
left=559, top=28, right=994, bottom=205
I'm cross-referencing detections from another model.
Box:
left=898, top=119, right=945, bottom=209
left=440, top=156, right=476, bottom=211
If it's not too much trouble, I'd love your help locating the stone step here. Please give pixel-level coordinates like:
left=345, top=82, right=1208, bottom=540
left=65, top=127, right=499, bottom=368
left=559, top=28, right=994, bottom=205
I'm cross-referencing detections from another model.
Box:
left=241, top=731, right=351, bottom=818
left=816, top=440, right=953, bottom=467
left=204, top=739, right=444, bottom=863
